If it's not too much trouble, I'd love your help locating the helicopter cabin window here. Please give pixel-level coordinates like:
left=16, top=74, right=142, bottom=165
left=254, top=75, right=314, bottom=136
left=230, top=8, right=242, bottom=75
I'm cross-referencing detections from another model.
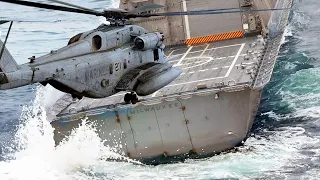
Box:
left=109, top=64, right=113, bottom=74
left=67, top=33, right=83, bottom=45
left=92, top=35, right=102, bottom=51
left=123, top=59, right=127, bottom=69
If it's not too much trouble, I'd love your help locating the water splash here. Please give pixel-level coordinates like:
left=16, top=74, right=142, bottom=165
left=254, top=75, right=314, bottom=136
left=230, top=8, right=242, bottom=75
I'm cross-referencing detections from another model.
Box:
left=0, top=85, right=314, bottom=180
left=0, top=86, right=131, bottom=180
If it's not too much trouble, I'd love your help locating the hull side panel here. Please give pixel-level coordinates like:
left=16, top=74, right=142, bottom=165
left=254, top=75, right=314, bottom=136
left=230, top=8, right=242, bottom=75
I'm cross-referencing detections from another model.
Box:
left=52, top=88, right=261, bottom=159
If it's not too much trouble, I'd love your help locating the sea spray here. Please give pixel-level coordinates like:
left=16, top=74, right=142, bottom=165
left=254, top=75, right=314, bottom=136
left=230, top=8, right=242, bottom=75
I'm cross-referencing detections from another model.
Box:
left=0, top=86, right=136, bottom=180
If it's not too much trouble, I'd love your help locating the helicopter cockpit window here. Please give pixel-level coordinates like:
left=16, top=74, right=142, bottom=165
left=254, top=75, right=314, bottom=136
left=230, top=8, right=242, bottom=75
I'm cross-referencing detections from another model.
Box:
left=92, top=35, right=102, bottom=51
left=67, top=33, right=83, bottom=45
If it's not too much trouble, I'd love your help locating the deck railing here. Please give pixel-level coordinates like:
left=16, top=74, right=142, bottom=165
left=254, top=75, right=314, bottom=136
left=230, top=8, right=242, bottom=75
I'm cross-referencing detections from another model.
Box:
left=253, top=0, right=293, bottom=88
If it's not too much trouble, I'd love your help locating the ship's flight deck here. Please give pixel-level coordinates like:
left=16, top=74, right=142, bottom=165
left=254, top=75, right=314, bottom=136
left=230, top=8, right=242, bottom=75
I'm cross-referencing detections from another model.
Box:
left=57, top=36, right=264, bottom=116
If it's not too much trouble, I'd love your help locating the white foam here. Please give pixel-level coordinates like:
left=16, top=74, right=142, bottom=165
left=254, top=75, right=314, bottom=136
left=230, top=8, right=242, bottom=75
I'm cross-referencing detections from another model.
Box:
left=42, top=84, right=65, bottom=109
left=0, top=86, right=134, bottom=180
left=284, top=25, right=294, bottom=37
left=280, top=25, right=294, bottom=45
left=112, top=0, right=120, bottom=8
left=294, top=106, right=320, bottom=118
left=261, top=111, right=287, bottom=121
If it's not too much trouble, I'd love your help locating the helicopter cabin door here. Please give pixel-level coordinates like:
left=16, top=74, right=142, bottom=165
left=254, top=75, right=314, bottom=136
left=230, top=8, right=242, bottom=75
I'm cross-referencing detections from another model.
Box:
left=153, top=49, right=159, bottom=61
left=153, top=48, right=164, bottom=62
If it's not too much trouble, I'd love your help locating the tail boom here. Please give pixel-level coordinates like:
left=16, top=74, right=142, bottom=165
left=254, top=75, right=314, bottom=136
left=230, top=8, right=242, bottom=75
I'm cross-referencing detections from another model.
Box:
left=0, top=70, right=33, bottom=90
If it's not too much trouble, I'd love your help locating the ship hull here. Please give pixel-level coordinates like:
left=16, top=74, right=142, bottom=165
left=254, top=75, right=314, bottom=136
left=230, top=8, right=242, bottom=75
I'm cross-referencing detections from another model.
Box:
left=51, top=87, right=261, bottom=163
left=50, top=0, right=292, bottom=164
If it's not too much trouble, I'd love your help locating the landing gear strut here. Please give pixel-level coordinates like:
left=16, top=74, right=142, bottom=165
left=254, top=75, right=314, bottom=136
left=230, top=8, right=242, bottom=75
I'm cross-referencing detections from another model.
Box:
left=124, top=92, right=138, bottom=104
left=71, top=94, right=83, bottom=101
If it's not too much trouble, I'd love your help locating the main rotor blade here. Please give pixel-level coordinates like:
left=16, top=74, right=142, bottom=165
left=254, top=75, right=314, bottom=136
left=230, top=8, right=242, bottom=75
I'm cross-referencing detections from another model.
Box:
left=0, top=18, right=57, bottom=24
left=135, top=7, right=240, bottom=14
left=0, top=0, right=103, bottom=16
left=0, top=21, right=9, bottom=25
left=0, top=0, right=291, bottom=22
left=131, top=8, right=291, bottom=18
left=46, top=0, right=101, bottom=14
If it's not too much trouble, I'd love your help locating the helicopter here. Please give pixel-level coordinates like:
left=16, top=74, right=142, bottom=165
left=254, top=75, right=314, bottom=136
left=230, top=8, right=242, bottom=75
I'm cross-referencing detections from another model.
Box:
left=0, top=0, right=288, bottom=104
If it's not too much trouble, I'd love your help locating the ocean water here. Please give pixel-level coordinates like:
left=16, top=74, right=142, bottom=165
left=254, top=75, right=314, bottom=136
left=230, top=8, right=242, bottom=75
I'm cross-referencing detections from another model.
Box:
left=1, top=0, right=320, bottom=179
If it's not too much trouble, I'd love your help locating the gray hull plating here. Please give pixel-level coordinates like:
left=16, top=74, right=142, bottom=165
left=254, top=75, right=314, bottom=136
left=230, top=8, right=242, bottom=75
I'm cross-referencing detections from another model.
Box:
left=52, top=88, right=261, bottom=160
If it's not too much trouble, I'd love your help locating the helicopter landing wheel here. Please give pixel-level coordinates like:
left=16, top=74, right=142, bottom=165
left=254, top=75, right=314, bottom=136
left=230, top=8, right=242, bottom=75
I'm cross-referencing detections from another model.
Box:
left=72, top=94, right=83, bottom=101
left=124, top=92, right=138, bottom=104
left=124, top=93, right=131, bottom=104
left=131, top=93, right=138, bottom=104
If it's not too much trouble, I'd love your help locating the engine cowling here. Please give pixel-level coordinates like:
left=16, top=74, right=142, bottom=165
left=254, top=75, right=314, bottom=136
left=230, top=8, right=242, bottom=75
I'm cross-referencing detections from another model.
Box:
left=134, top=32, right=163, bottom=50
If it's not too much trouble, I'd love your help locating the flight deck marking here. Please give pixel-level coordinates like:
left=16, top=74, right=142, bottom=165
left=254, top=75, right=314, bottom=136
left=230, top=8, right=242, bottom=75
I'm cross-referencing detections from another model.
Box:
left=201, top=44, right=210, bottom=56
left=180, top=59, right=210, bottom=66
left=167, top=50, right=175, bottom=58
left=176, top=46, right=193, bottom=66
left=168, top=43, right=243, bottom=62
left=199, top=69, right=208, bottom=72
left=208, top=43, right=242, bottom=50
left=167, top=76, right=225, bottom=87
left=181, top=57, right=212, bottom=70
left=207, top=48, right=217, bottom=57
left=225, top=43, right=245, bottom=77
left=236, top=62, right=256, bottom=66
left=170, top=54, right=247, bottom=63
left=180, top=61, right=257, bottom=75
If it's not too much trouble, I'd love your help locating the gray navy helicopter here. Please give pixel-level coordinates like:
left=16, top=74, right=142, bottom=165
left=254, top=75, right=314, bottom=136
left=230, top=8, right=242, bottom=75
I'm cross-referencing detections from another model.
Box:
left=0, top=0, right=287, bottom=104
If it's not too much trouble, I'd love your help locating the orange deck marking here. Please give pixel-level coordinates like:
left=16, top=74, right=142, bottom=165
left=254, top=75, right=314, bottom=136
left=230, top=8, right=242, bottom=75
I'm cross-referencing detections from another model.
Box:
left=185, top=30, right=244, bottom=45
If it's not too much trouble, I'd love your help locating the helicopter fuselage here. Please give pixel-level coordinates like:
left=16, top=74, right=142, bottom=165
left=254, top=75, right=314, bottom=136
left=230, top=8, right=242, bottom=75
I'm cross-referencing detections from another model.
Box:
left=0, top=24, right=181, bottom=99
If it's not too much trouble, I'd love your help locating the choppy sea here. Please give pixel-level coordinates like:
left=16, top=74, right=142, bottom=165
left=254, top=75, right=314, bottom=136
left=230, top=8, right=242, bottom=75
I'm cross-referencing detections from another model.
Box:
left=1, top=0, right=320, bottom=179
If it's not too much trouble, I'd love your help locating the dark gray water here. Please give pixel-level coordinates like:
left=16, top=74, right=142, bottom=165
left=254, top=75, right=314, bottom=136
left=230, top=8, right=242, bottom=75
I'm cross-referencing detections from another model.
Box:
left=1, top=0, right=320, bottom=179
